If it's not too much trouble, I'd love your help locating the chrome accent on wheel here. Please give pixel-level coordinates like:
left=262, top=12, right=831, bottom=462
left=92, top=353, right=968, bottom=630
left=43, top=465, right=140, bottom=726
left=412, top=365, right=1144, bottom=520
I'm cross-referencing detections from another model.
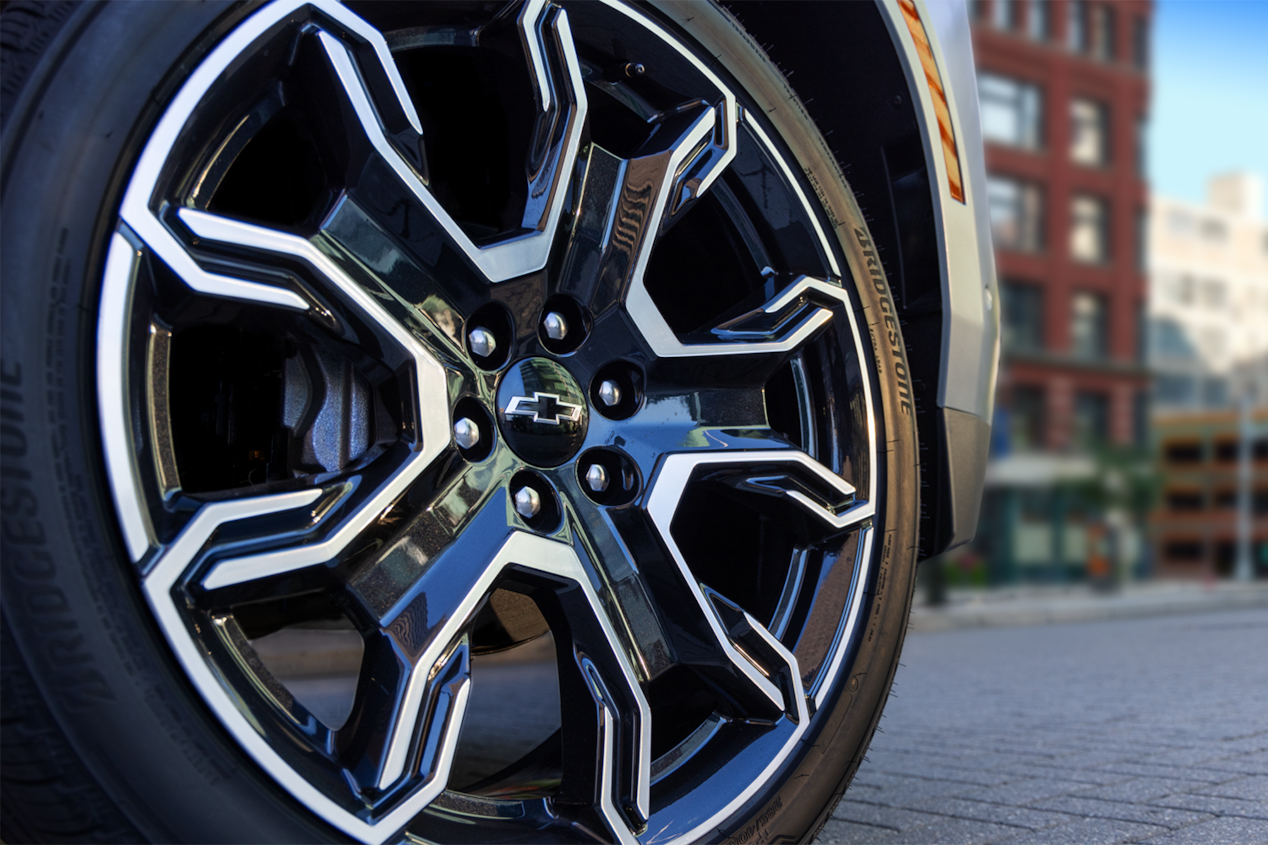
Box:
left=504, top=391, right=583, bottom=425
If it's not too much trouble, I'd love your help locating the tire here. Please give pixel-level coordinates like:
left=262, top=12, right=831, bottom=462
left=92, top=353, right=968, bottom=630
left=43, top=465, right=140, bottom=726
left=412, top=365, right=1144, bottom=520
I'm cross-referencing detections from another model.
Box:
left=0, top=2, right=920, bottom=843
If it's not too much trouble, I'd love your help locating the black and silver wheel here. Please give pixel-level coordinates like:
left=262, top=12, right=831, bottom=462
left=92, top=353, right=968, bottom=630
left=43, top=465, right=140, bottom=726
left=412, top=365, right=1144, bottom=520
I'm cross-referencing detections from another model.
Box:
left=1, top=1, right=920, bottom=842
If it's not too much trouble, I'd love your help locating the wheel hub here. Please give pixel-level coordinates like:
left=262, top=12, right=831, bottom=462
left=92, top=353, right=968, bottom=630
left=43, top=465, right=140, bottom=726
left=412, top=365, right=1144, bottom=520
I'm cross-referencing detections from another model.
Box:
left=496, top=357, right=589, bottom=467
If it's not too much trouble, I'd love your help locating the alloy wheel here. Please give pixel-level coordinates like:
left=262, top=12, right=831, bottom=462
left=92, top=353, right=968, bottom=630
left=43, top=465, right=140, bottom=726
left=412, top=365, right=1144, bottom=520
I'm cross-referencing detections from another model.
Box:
left=98, top=1, right=880, bottom=841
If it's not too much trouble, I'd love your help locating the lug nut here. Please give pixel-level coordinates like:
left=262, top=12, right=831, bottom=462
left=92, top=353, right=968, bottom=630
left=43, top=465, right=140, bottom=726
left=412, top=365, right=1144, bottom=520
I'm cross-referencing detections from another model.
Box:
left=585, top=464, right=609, bottom=493
left=543, top=311, right=568, bottom=341
left=453, top=417, right=480, bottom=451
left=514, top=486, right=541, bottom=519
left=468, top=326, right=497, bottom=358
left=598, top=380, right=622, bottom=407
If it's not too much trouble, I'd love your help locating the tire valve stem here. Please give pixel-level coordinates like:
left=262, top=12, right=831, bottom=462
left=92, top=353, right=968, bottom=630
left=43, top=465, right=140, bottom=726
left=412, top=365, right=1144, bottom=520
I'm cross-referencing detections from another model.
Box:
left=598, top=380, right=622, bottom=408
left=453, top=418, right=480, bottom=451
left=543, top=311, right=568, bottom=341
left=468, top=327, right=497, bottom=358
left=514, top=486, right=541, bottom=519
left=605, top=61, right=645, bottom=82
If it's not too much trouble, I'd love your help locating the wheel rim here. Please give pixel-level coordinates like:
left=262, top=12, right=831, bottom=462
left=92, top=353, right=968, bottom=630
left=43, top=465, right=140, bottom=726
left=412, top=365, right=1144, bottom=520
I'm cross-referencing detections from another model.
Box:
left=97, top=1, right=880, bottom=842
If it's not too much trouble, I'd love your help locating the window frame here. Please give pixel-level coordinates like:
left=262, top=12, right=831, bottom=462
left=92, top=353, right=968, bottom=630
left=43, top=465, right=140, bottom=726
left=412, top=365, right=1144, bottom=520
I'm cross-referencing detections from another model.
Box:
left=978, top=71, right=1044, bottom=150
left=1070, top=96, right=1110, bottom=167
left=988, top=175, right=1046, bottom=253
left=1070, top=290, right=1108, bottom=360
left=1000, top=280, right=1045, bottom=354
left=1027, top=0, right=1049, bottom=40
left=1067, top=0, right=1088, bottom=53
left=1070, top=193, right=1110, bottom=264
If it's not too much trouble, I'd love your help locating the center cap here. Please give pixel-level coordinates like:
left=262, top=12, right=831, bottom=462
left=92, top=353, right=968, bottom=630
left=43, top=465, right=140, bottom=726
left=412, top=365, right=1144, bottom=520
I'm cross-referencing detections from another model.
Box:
left=496, top=358, right=589, bottom=467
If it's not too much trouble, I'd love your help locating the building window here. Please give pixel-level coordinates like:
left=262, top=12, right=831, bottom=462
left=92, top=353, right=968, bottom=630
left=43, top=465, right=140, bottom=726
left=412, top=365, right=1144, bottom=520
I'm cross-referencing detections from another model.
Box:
left=1151, top=318, right=1196, bottom=360
left=1091, top=4, right=1116, bottom=61
left=1001, top=281, right=1044, bottom=353
left=1156, top=375, right=1196, bottom=407
left=978, top=73, right=1043, bottom=149
left=1132, top=16, right=1149, bottom=69
left=1200, top=218, right=1228, bottom=243
left=992, top=0, right=1016, bottom=30
left=988, top=176, right=1044, bottom=252
left=1202, top=279, right=1227, bottom=310
left=1202, top=327, right=1225, bottom=359
left=1203, top=378, right=1229, bottom=408
left=1070, top=97, right=1109, bottom=165
left=1163, top=438, right=1202, bottom=463
left=1073, top=390, right=1109, bottom=450
left=1011, top=385, right=1046, bottom=451
left=1173, top=274, right=1195, bottom=305
left=1165, top=489, right=1204, bottom=511
left=1027, top=0, right=1049, bottom=40
left=1070, top=291, right=1107, bottom=359
left=1070, top=194, right=1109, bottom=263
left=1067, top=0, right=1087, bottom=52
left=1167, top=209, right=1193, bottom=237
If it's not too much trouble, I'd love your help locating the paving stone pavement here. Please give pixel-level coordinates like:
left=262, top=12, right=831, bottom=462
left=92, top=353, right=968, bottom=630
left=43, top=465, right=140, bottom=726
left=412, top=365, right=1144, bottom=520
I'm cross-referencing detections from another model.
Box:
left=815, top=608, right=1268, bottom=845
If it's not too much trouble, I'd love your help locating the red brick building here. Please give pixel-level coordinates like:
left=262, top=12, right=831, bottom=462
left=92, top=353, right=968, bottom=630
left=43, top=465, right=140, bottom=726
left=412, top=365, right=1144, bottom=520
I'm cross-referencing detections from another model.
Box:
left=971, top=0, right=1152, bottom=453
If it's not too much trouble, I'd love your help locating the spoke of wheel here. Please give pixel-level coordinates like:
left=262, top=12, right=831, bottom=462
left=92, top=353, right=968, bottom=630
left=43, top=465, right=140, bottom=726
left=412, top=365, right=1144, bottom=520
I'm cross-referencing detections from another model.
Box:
left=339, top=523, right=649, bottom=829
left=556, top=106, right=728, bottom=316
left=316, top=0, right=586, bottom=283
left=114, top=0, right=414, bottom=312
left=568, top=505, right=677, bottom=682
left=168, top=209, right=451, bottom=590
left=337, top=626, right=474, bottom=797
left=709, top=276, right=846, bottom=348
left=616, top=391, right=786, bottom=449
left=650, top=450, right=871, bottom=547
left=640, top=449, right=871, bottom=720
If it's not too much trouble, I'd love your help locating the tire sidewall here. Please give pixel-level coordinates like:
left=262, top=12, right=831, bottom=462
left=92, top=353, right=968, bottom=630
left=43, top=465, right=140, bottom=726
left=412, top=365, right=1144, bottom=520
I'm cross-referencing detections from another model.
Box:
left=647, top=4, right=922, bottom=842
left=1, top=2, right=340, bottom=841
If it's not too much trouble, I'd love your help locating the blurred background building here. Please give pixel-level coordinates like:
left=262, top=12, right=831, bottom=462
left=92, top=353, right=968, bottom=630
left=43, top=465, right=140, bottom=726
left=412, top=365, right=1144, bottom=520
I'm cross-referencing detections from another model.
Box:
left=1147, top=172, right=1268, bottom=576
left=964, top=0, right=1154, bottom=586
left=1148, top=173, right=1268, bottom=412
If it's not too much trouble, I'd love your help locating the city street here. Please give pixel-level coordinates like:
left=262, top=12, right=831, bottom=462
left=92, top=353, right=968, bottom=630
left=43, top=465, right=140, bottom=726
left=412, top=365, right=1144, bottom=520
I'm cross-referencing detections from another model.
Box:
left=816, top=608, right=1268, bottom=845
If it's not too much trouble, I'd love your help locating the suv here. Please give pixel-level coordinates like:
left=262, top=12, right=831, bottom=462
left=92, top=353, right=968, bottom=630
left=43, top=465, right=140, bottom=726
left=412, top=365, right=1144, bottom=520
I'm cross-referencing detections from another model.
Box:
left=0, top=1, right=997, bottom=842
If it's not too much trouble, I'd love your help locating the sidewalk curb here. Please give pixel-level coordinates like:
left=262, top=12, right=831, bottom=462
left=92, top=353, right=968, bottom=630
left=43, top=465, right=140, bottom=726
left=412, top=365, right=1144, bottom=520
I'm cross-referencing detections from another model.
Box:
left=908, top=584, right=1268, bottom=632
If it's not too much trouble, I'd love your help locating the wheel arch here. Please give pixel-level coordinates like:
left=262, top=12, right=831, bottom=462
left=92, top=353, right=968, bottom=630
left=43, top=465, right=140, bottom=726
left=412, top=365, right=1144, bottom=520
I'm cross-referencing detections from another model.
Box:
left=714, top=0, right=998, bottom=559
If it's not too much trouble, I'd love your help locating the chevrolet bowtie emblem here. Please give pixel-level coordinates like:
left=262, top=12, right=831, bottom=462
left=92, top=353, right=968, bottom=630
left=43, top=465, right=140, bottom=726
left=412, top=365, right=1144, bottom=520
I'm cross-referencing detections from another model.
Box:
left=504, top=391, right=583, bottom=425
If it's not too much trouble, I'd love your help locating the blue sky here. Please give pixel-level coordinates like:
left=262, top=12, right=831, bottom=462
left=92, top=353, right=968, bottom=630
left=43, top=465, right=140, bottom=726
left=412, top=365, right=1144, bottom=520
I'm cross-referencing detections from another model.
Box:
left=1150, top=0, right=1268, bottom=216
